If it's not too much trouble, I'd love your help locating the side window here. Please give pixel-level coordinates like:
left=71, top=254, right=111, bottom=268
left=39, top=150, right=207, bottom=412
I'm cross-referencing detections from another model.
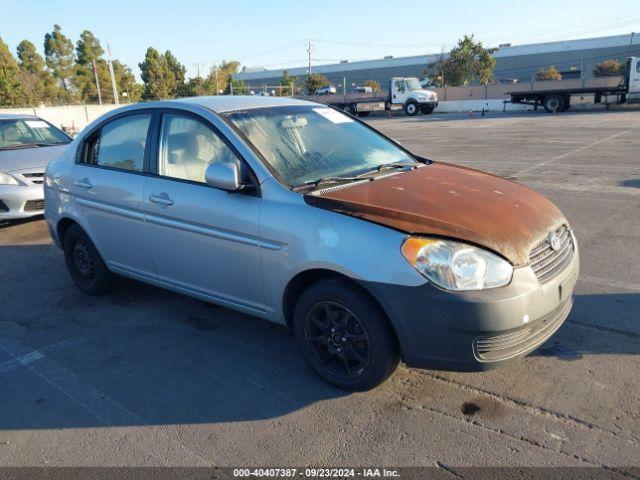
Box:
left=81, top=114, right=151, bottom=172
left=395, top=80, right=405, bottom=92
left=159, top=114, right=241, bottom=183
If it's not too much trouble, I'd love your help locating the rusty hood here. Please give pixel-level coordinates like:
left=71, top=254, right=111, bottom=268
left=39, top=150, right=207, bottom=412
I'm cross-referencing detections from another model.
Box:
left=304, top=162, right=567, bottom=266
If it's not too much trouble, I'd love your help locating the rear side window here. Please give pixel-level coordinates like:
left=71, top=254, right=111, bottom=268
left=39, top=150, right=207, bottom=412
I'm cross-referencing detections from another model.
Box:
left=81, top=114, right=151, bottom=172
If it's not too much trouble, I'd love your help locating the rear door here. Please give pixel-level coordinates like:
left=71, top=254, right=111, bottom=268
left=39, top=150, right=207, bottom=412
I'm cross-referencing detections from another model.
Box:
left=70, top=112, right=156, bottom=278
left=143, top=110, right=264, bottom=314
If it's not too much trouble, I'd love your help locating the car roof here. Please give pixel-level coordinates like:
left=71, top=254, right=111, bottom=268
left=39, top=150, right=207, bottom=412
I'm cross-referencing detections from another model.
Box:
left=173, top=95, right=318, bottom=113
left=0, top=113, right=39, bottom=120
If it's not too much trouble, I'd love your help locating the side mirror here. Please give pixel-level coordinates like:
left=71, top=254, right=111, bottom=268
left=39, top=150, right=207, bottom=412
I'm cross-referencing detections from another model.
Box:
left=205, top=162, right=242, bottom=191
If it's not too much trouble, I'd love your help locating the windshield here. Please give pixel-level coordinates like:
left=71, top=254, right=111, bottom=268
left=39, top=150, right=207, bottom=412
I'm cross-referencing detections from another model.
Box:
left=406, top=78, right=423, bottom=91
left=0, top=119, right=70, bottom=150
left=225, top=106, right=416, bottom=187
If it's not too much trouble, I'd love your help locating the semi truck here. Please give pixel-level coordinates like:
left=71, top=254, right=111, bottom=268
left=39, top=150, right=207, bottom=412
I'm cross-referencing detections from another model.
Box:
left=303, top=77, right=438, bottom=116
left=507, top=56, right=640, bottom=112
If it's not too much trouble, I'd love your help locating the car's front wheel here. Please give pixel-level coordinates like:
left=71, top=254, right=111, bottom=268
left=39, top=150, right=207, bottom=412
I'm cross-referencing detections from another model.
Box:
left=63, top=224, right=117, bottom=295
left=293, top=278, right=400, bottom=391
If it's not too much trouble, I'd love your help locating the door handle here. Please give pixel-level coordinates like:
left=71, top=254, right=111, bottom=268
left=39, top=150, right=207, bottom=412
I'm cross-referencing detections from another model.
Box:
left=74, top=178, right=93, bottom=189
left=149, top=194, right=174, bottom=207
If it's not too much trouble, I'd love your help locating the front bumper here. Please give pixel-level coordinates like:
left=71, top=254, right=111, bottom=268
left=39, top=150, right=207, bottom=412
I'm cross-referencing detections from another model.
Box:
left=362, top=245, right=579, bottom=371
left=0, top=183, right=45, bottom=220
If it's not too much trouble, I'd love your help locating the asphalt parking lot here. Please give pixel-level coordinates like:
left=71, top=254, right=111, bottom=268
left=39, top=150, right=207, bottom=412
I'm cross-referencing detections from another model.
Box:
left=1, top=109, right=639, bottom=471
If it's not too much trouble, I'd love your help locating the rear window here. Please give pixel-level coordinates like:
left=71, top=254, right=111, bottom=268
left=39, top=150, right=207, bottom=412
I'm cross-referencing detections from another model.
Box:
left=81, top=114, right=151, bottom=172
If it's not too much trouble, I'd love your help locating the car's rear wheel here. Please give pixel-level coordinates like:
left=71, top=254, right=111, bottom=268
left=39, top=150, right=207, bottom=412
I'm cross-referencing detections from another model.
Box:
left=293, top=278, right=399, bottom=391
left=63, top=224, right=117, bottom=294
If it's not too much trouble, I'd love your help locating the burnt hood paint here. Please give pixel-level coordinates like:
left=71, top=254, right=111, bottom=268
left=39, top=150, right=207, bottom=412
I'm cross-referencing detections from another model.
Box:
left=304, top=162, right=566, bottom=266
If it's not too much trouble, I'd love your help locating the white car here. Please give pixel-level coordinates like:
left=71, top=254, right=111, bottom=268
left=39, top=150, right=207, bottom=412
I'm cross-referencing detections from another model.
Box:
left=0, top=114, right=71, bottom=220
left=315, top=85, right=337, bottom=95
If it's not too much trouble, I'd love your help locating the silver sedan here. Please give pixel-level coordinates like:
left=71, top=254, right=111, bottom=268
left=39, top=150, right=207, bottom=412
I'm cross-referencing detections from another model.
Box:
left=0, top=114, right=71, bottom=220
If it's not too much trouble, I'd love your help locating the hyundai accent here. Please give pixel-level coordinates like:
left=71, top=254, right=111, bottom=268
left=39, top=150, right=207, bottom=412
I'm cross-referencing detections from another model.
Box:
left=44, top=97, right=579, bottom=390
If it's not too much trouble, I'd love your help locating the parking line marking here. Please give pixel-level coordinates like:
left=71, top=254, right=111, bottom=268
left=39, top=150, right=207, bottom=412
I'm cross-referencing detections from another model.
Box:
left=579, top=275, right=640, bottom=292
left=0, top=334, right=94, bottom=376
left=512, top=129, right=632, bottom=177
left=0, top=342, right=211, bottom=466
left=523, top=182, right=640, bottom=196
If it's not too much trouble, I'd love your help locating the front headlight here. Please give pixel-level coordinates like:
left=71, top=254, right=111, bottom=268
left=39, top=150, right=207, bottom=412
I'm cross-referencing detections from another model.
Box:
left=401, top=237, right=513, bottom=291
left=0, top=172, right=19, bottom=186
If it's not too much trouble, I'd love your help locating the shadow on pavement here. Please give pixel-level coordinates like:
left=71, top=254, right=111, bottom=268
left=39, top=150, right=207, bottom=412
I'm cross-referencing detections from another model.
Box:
left=0, top=244, right=638, bottom=430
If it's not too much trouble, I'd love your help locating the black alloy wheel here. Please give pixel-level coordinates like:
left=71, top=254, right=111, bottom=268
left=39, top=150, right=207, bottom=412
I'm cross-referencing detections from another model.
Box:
left=304, top=301, right=371, bottom=378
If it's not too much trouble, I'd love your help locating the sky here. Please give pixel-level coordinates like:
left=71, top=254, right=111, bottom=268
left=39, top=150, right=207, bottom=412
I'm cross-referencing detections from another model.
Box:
left=1, top=0, right=640, bottom=80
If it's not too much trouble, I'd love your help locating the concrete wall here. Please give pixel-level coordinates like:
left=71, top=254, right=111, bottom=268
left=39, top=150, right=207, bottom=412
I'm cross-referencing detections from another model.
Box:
left=1, top=104, right=120, bottom=134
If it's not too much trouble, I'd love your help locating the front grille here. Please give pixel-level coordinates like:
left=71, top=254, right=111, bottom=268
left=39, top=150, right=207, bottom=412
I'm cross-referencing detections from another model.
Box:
left=529, top=225, right=574, bottom=283
left=474, top=299, right=572, bottom=362
left=23, top=173, right=44, bottom=184
left=24, top=199, right=45, bottom=211
left=0, top=200, right=8, bottom=212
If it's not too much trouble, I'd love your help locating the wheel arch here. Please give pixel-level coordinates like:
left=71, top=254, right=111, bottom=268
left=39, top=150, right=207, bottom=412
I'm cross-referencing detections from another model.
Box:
left=56, top=216, right=82, bottom=245
left=281, top=268, right=404, bottom=359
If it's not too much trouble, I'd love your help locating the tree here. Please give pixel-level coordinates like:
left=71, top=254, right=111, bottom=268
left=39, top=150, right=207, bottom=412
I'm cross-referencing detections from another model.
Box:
left=536, top=66, right=562, bottom=81
left=0, top=36, right=30, bottom=106
left=305, top=73, right=329, bottom=94
left=74, top=31, right=106, bottom=103
left=139, top=47, right=174, bottom=100
left=17, top=40, right=46, bottom=74
left=206, top=60, right=241, bottom=95
left=593, top=59, right=623, bottom=77
left=16, top=39, right=59, bottom=105
left=112, top=60, right=142, bottom=102
left=164, top=50, right=186, bottom=96
left=75, top=30, right=104, bottom=66
left=279, top=70, right=297, bottom=96
left=44, top=25, right=75, bottom=100
left=227, top=78, right=247, bottom=95
left=184, top=76, right=206, bottom=97
left=363, top=80, right=381, bottom=92
left=425, top=36, right=495, bottom=86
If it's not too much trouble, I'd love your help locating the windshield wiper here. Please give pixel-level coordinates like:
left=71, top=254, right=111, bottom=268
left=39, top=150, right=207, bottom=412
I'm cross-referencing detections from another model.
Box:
left=293, top=175, right=361, bottom=192
left=353, top=161, right=417, bottom=179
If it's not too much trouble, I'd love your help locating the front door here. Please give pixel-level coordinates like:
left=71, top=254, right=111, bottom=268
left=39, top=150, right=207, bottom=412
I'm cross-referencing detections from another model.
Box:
left=143, top=112, right=264, bottom=313
left=629, top=57, right=640, bottom=94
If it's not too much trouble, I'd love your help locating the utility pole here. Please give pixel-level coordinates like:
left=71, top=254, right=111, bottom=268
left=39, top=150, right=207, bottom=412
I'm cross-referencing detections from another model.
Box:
left=92, top=59, right=102, bottom=105
left=107, top=43, right=119, bottom=105
left=307, top=39, right=314, bottom=76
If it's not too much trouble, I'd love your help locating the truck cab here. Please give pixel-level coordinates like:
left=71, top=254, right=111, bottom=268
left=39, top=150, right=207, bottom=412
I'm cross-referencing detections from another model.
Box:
left=625, top=57, right=640, bottom=100
left=389, top=77, right=438, bottom=115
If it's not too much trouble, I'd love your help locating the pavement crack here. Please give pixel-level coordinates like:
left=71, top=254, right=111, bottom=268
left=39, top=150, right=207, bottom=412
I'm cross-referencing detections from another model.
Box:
left=418, top=371, right=618, bottom=436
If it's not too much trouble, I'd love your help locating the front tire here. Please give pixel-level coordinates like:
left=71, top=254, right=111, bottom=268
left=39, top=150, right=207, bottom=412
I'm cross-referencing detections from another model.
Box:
left=404, top=101, right=418, bottom=116
left=293, top=278, right=400, bottom=391
left=63, top=224, right=117, bottom=295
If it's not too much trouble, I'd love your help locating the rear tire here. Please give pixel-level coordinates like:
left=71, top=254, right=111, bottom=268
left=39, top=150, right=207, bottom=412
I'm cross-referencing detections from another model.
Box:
left=63, top=224, right=117, bottom=295
left=544, top=94, right=565, bottom=113
left=343, top=104, right=356, bottom=115
left=404, top=101, right=418, bottom=116
left=293, top=278, right=400, bottom=391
